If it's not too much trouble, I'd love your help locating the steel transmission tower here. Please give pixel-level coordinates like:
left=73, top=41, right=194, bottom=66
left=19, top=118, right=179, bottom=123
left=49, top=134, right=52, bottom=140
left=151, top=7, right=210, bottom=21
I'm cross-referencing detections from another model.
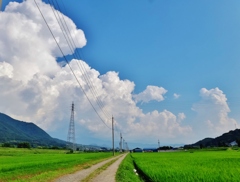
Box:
left=67, top=102, right=76, bottom=151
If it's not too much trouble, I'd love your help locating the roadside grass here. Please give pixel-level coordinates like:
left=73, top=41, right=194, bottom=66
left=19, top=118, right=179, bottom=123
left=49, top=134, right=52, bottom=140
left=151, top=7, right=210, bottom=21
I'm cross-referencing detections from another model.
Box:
left=131, top=149, right=240, bottom=182
left=0, top=147, right=113, bottom=182
left=116, top=154, right=143, bottom=182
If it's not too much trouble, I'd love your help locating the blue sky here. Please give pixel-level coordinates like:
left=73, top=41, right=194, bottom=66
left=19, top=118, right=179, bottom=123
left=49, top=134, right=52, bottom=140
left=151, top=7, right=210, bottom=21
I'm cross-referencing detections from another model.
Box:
left=1, top=0, right=240, bottom=148
left=63, top=0, right=240, bottom=111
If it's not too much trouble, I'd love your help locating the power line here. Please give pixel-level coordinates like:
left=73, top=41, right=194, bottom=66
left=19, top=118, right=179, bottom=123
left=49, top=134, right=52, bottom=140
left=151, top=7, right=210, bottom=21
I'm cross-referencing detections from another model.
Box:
left=51, top=0, right=127, bottom=135
left=33, top=0, right=112, bottom=130
left=52, top=0, right=113, bottom=120
left=36, top=0, right=127, bottom=138
left=48, top=0, right=113, bottom=122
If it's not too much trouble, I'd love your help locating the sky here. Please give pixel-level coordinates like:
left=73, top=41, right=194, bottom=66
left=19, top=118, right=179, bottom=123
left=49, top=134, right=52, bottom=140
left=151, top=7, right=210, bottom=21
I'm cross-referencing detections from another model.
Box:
left=1, top=0, right=240, bottom=148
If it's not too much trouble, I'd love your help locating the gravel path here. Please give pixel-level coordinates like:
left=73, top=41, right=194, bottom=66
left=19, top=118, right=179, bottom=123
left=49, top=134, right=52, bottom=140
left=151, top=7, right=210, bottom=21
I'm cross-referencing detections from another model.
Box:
left=90, top=153, right=127, bottom=182
left=53, top=155, right=123, bottom=182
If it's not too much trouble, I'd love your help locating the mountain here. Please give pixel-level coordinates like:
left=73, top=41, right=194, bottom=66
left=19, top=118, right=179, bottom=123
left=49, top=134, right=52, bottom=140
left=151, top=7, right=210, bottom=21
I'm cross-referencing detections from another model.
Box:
left=0, top=113, right=66, bottom=147
left=185, top=129, right=240, bottom=148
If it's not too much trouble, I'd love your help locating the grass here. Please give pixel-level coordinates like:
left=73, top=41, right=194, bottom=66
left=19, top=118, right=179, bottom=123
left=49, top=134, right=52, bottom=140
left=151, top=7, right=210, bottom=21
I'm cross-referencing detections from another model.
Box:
left=116, top=154, right=143, bottom=182
left=0, top=147, right=113, bottom=182
left=129, top=149, right=240, bottom=182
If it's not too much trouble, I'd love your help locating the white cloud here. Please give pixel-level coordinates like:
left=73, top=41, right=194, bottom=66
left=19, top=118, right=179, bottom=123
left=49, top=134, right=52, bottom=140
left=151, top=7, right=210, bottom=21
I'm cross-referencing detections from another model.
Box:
left=124, top=110, right=191, bottom=142
left=173, top=93, right=180, bottom=99
left=0, top=0, right=192, bottom=145
left=134, top=85, right=167, bottom=103
left=0, top=62, right=13, bottom=78
left=192, top=87, right=237, bottom=137
left=0, top=0, right=86, bottom=82
left=177, top=113, right=186, bottom=122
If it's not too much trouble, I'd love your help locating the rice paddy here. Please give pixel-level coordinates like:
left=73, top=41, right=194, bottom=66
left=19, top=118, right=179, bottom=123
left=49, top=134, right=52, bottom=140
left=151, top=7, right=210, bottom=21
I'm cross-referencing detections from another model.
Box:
left=0, top=147, right=113, bottom=182
left=117, top=149, right=240, bottom=182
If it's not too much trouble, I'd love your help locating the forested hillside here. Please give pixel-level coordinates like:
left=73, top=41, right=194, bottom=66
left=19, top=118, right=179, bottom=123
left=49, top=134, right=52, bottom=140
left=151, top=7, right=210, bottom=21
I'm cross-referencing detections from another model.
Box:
left=185, top=129, right=240, bottom=148
left=0, top=113, right=66, bottom=147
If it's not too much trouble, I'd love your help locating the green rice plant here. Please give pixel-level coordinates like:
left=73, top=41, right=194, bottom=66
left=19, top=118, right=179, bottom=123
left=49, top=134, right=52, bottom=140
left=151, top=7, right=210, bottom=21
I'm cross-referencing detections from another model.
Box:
left=131, top=150, right=240, bottom=182
left=116, top=154, right=143, bottom=182
left=0, top=147, right=113, bottom=182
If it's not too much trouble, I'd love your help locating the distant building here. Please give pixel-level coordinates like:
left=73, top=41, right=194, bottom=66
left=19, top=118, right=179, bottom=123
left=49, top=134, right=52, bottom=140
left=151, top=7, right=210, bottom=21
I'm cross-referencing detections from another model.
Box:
left=99, top=147, right=108, bottom=151
left=133, top=147, right=143, bottom=153
left=143, top=148, right=158, bottom=152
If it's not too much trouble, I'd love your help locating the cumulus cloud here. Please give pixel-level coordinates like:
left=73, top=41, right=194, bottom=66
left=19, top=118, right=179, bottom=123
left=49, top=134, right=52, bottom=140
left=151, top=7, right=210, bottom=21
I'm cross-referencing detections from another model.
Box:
left=173, top=93, right=180, bottom=99
left=177, top=113, right=186, bottom=122
left=124, top=110, right=191, bottom=142
left=0, top=0, right=192, bottom=144
left=192, top=88, right=237, bottom=137
left=0, top=62, right=13, bottom=78
left=0, top=0, right=86, bottom=82
left=134, top=85, right=167, bottom=103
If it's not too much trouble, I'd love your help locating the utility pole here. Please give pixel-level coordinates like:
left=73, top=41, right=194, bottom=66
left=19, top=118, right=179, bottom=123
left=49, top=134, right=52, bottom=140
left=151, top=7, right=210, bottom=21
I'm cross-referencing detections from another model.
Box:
left=125, top=142, right=129, bottom=152
left=67, top=102, right=76, bottom=151
left=112, top=116, right=115, bottom=156
left=120, top=133, right=122, bottom=153
left=123, top=139, right=125, bottom=152
left=158, top=139, right=160, bottom=148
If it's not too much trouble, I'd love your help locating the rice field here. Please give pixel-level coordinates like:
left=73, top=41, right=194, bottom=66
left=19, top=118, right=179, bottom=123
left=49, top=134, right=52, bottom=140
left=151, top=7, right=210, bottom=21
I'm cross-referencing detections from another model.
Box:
left=117, top=149, right=240, bottom=182
left=0, top=147, right=113, bottom=182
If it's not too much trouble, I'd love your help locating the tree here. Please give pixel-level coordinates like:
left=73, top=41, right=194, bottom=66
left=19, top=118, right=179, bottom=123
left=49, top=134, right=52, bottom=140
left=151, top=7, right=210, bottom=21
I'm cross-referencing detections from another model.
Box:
left=2, top=143, right=11, bottom=147
left=236, top=139, right=240, bottom=147
left=17, top=142, right=30, bottom=148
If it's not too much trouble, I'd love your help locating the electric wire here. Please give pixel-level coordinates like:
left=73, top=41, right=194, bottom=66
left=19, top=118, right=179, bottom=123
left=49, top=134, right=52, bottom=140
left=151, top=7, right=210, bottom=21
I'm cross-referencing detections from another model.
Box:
left=56, top=0, right=112, bottom=120
left=36, top=0, right=125, bottom=135
left=49, top=0, right=113, bottom=122
left=33, top=0, right=112, bottom=130
left=50, top=0, right=125, bottom=135
left=49, top=0, right=112, bottom=125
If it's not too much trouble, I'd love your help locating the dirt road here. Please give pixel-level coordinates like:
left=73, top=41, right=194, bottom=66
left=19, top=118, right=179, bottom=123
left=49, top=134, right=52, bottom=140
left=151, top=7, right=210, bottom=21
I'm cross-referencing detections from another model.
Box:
left=54, top=153, right=127, bottom=182
left=90, top=153, right=127, bottom=182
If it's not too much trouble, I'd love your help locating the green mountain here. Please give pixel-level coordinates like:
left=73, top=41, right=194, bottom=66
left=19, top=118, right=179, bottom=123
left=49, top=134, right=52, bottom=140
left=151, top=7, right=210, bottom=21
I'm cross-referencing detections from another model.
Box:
left=185, top=129, right=240, bottom=148
left=0, top=113, right=66, bottom=147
